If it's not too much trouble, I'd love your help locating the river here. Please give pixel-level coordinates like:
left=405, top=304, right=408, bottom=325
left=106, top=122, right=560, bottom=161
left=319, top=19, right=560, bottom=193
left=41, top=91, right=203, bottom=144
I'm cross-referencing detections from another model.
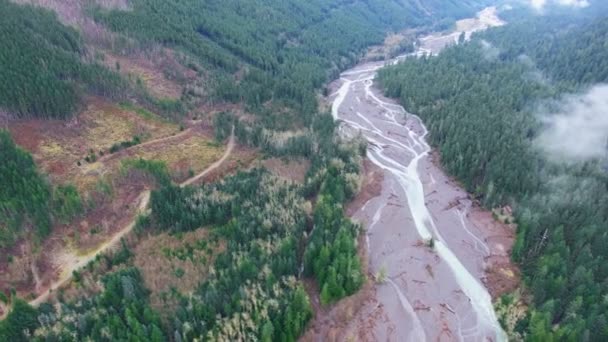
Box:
left=319, top=7, right=510, bottom=342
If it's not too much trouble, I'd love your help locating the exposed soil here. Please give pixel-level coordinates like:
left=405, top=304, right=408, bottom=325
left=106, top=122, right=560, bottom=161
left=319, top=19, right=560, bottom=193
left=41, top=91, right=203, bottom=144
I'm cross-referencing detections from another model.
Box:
left=346, top=159, right=384, bottom=217
left=133, top=228, right=226, bottom=317
left=363, top=30, right=417, bottom=62
left=0, top=122, right=237, bottom=312
left=200, top=144, right=258, bottom=184
left=102, top=51, right=187, bottom=100
left=472, top=208, right=520, bottom=299
left=259, top=157, right=311, bottom=184
left=29, top=189, right=151, bottom=306
left=417, top=6, right=505, bottom=56
left=427, top=151, right=521, bottom=299
left=27, top=130, right=236, bottom=306
left=14, top=0, right=198, bottom=102
left=6, top=97, right=180, bottom=191
left=6, top=118, right=63, bottom=152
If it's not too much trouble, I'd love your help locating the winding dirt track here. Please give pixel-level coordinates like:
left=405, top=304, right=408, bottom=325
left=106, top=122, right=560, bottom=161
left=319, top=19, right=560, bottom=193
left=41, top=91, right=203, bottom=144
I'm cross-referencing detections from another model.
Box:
left=97, top=126, right=195, bottom=164
left=29, top=129, right=235, bottom=307
left=181, top=127, right=235, bottom=187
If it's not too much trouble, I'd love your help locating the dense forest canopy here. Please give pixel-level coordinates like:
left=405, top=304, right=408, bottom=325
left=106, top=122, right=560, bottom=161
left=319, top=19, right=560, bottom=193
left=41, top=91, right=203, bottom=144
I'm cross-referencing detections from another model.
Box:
left=0, top=0, right=126, bottom=119
left=0, top=130, right=82, bottom=249
left=0, top=130, right=52, bottom=246
left=378, top=2, right=608, bottom=340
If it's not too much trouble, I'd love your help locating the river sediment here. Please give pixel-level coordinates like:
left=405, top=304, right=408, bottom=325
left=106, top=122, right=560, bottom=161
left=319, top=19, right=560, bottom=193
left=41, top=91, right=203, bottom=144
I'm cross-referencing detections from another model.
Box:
left=306, top=7, right=516, bottom=342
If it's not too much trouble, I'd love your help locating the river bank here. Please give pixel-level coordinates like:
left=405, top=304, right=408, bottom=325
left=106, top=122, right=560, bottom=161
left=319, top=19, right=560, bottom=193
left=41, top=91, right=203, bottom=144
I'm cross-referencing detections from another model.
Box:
left=304, top=7, right=517, bottom=342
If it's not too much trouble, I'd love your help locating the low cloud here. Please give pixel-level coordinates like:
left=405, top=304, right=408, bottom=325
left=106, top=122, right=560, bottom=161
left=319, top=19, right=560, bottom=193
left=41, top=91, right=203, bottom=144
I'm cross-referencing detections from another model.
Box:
left=535, top=84, right=608, bottom=162
left=517, top=54, right=550, bottom=85
left=528, top=0, right=589, bottom=10
left=480, top=40, right=500, bottom=60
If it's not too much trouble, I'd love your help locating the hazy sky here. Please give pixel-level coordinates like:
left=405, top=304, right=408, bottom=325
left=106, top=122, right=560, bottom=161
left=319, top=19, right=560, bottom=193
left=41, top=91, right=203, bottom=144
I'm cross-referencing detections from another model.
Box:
left=528, top=0, right=589, bottom=10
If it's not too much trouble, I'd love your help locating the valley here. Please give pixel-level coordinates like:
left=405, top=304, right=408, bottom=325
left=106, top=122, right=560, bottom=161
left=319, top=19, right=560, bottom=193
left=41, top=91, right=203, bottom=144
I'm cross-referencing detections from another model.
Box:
left=305, top=8, right=518, bottom=341
left=2, top=0, right=607, bottom=341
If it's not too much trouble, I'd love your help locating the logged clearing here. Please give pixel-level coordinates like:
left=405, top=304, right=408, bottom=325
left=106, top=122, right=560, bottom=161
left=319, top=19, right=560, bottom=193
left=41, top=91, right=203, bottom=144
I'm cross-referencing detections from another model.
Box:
left=8, top=98, right=179, bottom=191
left=11, top=0, right=119, bottom=26
left=3, top=97, right=232, bottom=307
left=19, top=130, right=234, bottom=308
left=259, top=157, right=310, bottom=184
left=29, top=191, right=151, bottom=307
left=364, top=31, right=416, bottom=62
left=134, top=135, right=225, bottom=182
left=24, top=133, right=233, bottom=307
left=134, top=229, right=225, bottom=315
left=102, top=52, right=186, bottom=100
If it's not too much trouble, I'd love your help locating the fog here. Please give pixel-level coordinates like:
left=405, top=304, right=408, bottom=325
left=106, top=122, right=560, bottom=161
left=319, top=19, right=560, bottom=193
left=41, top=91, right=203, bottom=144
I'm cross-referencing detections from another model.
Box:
left=535, top=84, right=608, bottom=162
left=528, top=0, right=589, bottom=10
left=480, top=40, right=500, bottom=60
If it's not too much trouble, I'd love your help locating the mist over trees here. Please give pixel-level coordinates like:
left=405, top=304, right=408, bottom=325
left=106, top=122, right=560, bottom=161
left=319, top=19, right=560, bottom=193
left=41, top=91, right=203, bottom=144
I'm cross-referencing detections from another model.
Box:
left=378, top=6, right=608, bottom=340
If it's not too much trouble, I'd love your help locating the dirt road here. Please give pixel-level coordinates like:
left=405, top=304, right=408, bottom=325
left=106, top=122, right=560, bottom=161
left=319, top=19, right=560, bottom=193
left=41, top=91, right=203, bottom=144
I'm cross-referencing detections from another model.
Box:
left=181, top=127, right=235, bottom=187
left=28, top=128, right=235, bottom=307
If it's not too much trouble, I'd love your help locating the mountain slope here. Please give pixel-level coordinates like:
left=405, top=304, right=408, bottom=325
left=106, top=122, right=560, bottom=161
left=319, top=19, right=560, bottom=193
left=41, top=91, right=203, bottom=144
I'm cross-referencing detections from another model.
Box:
left=0, top=0, right=125, bottom=118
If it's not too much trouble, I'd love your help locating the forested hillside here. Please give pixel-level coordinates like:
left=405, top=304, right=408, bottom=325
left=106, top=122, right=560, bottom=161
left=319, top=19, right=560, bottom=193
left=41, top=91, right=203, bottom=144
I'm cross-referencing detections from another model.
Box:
left=91, top=0, right=489, bottom=123
left=0, top=0, right=489, bottom=122
left=0, top=0, right=125, bottom=118
left=378, top=4, right=608, bottom=340
left=0, top=130, right=82, bottom=248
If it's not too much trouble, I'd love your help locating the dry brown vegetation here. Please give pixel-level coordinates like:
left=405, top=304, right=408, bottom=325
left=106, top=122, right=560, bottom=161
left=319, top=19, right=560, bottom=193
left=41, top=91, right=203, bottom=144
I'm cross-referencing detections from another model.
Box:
left=2, top=100, right=231, bottom=304
left=12, top=0, right=124, bottom=49
left=132, top=135, right=225, bottom=181
left=0, top=1, right=238, bottom=307
left=364, top=30, right=417, bottom=62
left=201, top=145, right=259, bottom=184
left=495, top=289, right=529, bottom=342
left=0, top=130, right=228, bottom=303
left=11, top=0, right=130, bottom=27
left=134, top=229, right=225, bottom=315
left=7, top=97, right=179, bottom=191
left=0, top=173, right=148, bottom=300
left=258, top=157, right=310, bottom=184
left=102, top=52, right=186, bottom=100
